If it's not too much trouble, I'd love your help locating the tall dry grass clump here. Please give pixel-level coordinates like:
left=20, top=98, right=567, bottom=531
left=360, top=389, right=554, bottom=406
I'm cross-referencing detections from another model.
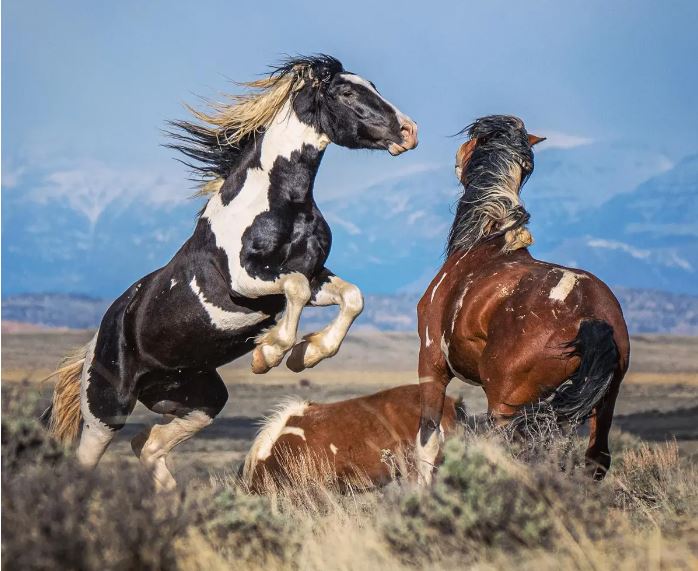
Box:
left=2, top=388, right=697, bottom=570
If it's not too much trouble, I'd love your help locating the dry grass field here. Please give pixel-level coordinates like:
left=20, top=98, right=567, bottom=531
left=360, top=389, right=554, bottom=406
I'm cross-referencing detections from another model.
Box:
left=2, top=329, right=697, bottom=569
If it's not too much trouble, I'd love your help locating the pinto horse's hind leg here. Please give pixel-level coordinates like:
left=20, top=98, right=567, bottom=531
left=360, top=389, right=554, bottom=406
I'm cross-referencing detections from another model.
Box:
left=287, top=270, right=364, bottom=372
left=76, top=349, right=137, bottom=469
left=132, top=369, right=228, bottom=491
left=251, top=273, right=311, bottom=374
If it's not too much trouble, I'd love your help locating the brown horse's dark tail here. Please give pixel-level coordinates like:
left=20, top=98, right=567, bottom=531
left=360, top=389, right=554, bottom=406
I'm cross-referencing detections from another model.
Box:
left=511, top=319, right=619, bottom=430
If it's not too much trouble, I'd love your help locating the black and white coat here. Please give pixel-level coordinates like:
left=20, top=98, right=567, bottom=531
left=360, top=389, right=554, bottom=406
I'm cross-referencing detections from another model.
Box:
left=73, top=56, right=418, bottom=490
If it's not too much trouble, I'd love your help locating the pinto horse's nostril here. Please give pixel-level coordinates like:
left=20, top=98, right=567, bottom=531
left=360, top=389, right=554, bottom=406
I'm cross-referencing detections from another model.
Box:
left=400, top=120, right=418, bottom=149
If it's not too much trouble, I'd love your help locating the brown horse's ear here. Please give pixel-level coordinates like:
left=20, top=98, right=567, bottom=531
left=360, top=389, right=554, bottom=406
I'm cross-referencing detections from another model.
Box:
left=455, top=137, right=478, bottom=182
left=528, top=134, right=546, bottom=146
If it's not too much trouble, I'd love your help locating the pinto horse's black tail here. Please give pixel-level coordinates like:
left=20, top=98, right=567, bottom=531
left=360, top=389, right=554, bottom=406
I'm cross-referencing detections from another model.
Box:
left=511, top=319, right=619, bottom=430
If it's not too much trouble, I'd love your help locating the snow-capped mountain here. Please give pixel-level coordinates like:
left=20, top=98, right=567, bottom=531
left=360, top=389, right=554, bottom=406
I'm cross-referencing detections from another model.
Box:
left=1, top=143, right=696, bottom=298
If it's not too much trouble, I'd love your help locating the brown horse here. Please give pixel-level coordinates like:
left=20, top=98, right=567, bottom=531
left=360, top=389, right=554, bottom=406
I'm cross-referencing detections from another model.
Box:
left=415, top=115, right=630, bottom=485
left=242, top=384, right=463, bottom=491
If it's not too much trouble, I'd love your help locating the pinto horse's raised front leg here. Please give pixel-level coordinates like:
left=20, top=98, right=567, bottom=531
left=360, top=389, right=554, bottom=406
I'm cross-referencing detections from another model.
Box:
left=286, top=269, right=364, bottom=372
left=251, top=273, right=311, bottom=374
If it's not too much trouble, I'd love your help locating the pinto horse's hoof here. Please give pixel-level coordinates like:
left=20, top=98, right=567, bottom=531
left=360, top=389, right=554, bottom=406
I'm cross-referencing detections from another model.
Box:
left=286, top=341, right=309, bottom=372
left=287, top=335, right=331, bottom=372
left=251, top=347, right=272, bottom=374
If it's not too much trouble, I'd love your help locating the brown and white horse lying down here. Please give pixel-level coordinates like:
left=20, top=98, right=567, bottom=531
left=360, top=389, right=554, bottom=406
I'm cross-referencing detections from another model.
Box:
left=416, top=115, right=630, bottom=485
left=241, top=384, right=462, bottom=490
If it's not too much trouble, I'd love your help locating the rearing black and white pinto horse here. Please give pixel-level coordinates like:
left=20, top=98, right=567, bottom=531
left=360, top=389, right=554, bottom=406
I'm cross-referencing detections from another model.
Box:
left=44, top=55, right=417, bottom=490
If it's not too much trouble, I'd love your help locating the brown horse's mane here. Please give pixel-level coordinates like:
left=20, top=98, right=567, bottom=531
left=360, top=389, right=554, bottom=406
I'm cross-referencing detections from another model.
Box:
left=447, top=115, right=535, bottom=256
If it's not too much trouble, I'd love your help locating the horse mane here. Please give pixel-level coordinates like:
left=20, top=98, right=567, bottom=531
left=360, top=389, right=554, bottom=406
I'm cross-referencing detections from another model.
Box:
left=166, top=54, right=344, bottom=195
left=446, top=115, right=535, bottom=256
left=241, top=397, right=310, bottom=485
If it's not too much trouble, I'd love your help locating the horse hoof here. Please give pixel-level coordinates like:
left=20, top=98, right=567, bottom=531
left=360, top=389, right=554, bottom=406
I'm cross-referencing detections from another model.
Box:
left=251, top=347, right=271, bottom=374
left=286, top=342, right=308, bottom=372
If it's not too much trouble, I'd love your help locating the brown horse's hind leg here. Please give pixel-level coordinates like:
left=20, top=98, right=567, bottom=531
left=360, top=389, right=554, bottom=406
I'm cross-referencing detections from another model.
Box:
left=585, top=374, right=622, bottom=480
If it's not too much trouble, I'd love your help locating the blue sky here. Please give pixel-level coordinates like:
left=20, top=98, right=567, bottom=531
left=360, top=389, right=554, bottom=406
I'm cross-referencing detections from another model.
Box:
left=3, top=0, right=698, bottom=296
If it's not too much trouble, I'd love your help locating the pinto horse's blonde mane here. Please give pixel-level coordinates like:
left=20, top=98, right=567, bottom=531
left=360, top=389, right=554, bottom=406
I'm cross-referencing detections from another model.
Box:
left=168, top=55, right=344, bottom=196
left=186, top=74, right=304, bottom=195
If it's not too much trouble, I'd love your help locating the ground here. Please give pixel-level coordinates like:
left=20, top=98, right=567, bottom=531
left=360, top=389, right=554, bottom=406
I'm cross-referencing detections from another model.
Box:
left=2, top=329, right=697, bottom=482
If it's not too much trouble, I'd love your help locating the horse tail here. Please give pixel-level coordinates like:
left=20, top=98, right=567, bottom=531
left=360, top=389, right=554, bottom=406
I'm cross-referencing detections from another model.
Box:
left=511, top=319, right=619, bottom=429
left=42, top=342, right=90, bottom=444
left=454, top=396, right=468, bottom=426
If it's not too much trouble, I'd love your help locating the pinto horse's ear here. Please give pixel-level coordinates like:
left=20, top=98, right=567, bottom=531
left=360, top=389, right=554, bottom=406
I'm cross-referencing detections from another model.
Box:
left=528, top=134, right=546, bottom=146
left=455, top=138, right=478, bottom=182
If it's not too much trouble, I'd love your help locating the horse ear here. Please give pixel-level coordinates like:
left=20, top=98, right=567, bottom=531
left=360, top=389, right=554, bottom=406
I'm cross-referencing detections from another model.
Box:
left=456, top=138, right=478, bottom=182
left=528, top=134, right=546, bottom=146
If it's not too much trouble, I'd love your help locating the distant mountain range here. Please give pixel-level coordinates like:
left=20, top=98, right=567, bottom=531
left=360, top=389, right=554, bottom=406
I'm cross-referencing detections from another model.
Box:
left=2, top=140, right=696, bottom=300
left=3, top=288, right=698, bottom=334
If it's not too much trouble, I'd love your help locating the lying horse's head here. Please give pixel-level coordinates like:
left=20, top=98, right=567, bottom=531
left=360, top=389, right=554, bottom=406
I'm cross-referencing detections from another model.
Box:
left=447, top=115, right=545, bottom=255
left=285, top=55, right=418, bottom=155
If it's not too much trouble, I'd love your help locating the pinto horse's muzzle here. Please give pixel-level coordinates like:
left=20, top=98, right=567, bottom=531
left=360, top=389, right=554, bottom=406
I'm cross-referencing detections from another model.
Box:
left=388, top=119, right=418, bottom=155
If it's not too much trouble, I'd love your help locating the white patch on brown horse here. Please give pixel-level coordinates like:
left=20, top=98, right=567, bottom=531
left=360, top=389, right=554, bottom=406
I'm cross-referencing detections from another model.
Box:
left=549, top=270, right=579, bottom=302
left=416, top=428, right=440, bottom=486
left=243, top=399, right=309, bottom=479
left=280, top=426, right=306, bottom=440
left=425, top=325, right=433, bottom=347
left=430, top=272, right=448, bottom=302
left=329, top=443, right=338, bottom=455
left=440, top=335, right=481, bottom=386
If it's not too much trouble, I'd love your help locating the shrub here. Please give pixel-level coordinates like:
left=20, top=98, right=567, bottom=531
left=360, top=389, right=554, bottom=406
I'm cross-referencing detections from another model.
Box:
left=193, top=485, right=302, bottom=567
left=383, top=436, right=614, bottom=563
left=612, top=440, right=697, bottom=532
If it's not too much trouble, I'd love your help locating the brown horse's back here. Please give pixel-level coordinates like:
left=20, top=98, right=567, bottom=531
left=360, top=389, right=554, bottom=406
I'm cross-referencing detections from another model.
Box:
left=243, top=384, right=460, bottom=490
left=424, top=245, right=629, bottom=395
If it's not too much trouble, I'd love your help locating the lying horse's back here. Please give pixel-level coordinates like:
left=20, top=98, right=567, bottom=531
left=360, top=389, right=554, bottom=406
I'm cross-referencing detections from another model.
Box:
left=243, top=384, right=462, bottom=491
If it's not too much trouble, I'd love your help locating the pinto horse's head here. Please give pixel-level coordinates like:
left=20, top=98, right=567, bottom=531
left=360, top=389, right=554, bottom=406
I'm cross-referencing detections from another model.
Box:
left=286, top=55, right=418, bottom=155
left=455, top=115, right=545, bottom=187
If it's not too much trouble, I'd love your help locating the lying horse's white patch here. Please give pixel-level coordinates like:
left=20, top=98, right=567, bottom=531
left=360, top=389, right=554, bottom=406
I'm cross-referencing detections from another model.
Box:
left=329, top=443, right=338, bottom=455
left=549, top=270, right=578, bottom=302
left=190, top=276, right=267, bottom=331
left=280, top=426, right=306, bottom=440
left=241, top=399, right=309, bottom=483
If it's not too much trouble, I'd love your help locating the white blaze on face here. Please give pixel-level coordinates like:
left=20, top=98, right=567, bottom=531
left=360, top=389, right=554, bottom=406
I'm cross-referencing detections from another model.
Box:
left=549, top=270, right=579, bottom=302
left=339, top=73, right=415, bottom=127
